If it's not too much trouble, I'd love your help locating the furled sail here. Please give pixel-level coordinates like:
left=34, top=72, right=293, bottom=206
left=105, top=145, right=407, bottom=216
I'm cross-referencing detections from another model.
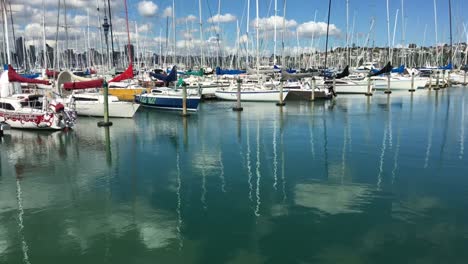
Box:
left=368, top=62, right=393, bottom=77
left=109, top=64, right=134, bottom=83
left=63, top=79, right=104, bottom=90
left=7, top=65, right=50, bottom=85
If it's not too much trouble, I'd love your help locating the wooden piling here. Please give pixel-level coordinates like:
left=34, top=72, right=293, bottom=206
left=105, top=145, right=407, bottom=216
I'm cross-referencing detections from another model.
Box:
left=276, top=80, right=286, bottom=106
left=98, top=81, right=113, bottom=127
left=311, top=77, right=316, bottom=101
left=409, top=72, right=416, bottom=92
left=365, top=77, right=372, bottom=96
left=434, top=71, right=440, bottom=90
left=464, top=70, right=467, bottom=86
left=233, top=78, right=243, bottom=111
left=384, top=73, right=392, bottom=94
left=181, top=83, right=189, bottom=117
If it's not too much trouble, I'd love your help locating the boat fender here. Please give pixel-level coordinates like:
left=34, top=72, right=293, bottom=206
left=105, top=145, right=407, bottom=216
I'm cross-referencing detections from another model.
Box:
left=50, top=103, right=65, bottom=113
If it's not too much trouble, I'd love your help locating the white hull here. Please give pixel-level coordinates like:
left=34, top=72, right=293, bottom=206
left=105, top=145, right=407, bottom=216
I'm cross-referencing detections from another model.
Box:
left=373, top=78, right=428, bottom=90
left=74, top=101, right=139, bottom=118
left=215, top=89, right=289, bottom=102
left=0, top=110, right=75, bottom=130
left=334, top=82, right=371, bottom=94
left=0, top=94, right=76, bottom=130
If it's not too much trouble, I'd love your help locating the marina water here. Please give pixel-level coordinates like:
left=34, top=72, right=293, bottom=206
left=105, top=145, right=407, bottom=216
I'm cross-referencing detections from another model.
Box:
left=1, top=88, right=468, bottom=263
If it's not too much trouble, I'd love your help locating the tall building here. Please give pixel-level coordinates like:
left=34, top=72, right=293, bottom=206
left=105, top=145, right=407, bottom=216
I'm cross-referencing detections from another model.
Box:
left=124, top=44, right=135, bottom=63
left=46, top=44, right=54, bottom=68
left=29, top=45, right=36, bottom=66
left=15, top=37, right=25, bottom=67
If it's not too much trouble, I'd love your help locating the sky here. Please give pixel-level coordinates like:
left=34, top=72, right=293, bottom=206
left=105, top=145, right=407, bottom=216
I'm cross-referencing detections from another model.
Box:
left=4, top=0, right=468, bottom=56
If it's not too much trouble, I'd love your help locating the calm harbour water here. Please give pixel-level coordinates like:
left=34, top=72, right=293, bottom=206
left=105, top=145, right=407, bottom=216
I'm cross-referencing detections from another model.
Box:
left=1, top=88, right=468, bottom=264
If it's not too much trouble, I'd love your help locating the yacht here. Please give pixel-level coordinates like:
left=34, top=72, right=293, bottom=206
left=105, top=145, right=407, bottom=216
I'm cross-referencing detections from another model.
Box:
left=0, top=94, right=76, bottom=130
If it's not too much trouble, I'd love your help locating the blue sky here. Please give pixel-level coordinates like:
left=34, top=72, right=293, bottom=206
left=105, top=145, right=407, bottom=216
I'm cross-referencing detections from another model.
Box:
left=9, top=0, right=468, bottom=54
left=122, top=0, right=468, bottom=51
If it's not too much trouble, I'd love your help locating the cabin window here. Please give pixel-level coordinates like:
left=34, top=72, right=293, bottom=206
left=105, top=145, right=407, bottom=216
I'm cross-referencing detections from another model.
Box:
left=20, top=100, right=43, bottom=109
left=0, top=102, right=15, bottom=110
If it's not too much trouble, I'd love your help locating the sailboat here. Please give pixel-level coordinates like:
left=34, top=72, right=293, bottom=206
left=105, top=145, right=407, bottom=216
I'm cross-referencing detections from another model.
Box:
left=135, top=66, right=201, bottom=111
left=57, top=72, right=140, bottom=118
left=107, top=64, right=151, bottom=101
left=0, top=66, right=77, bottom=130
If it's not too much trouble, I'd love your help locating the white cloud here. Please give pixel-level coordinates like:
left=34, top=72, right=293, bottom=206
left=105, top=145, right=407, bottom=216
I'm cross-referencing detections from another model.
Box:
left=154, top=36, right=167, bottom=43
left=238, top=34, right=249, bottom=44
left=297, top=21, right=341, bottom=38
left=162, top=6, right=173, bottom=18
left=138, top=23, right=151, bottom=33
left=207, top=13, right=236, bottom=23
left=73, top=15, right=87, bottom=26
left=251, top=16, right=297, bottom=31
left=205, top=25, right=221, bottom=33
left=177, top=14, right=197, bottom=24
left=138, top=1, right=158, bottom=17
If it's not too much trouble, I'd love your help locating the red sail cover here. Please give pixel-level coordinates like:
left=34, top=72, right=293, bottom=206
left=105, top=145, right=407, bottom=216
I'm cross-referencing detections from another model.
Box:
left=63, top=79, right=104, bottom=90
left=46, top=69, right=59, bottom=78
left=8, top=65, right=50, bottom=85
left=109, top=64, right=133, bottom=83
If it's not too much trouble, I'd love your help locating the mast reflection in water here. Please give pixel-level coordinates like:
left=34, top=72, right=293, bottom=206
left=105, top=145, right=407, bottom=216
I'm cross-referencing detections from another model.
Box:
left=0, top=89, right=467, bottom=263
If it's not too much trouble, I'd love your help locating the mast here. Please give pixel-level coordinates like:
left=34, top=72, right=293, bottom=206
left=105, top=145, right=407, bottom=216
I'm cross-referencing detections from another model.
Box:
left=216, top=0, right=220, bottom=66
left=386, top=0, right=391, bottom=64
left=273, top=0, right=277, bottom=65
left=87, top=8, right=91, bottom=67
left=401, top=0, right=405, bottom=65
left=246, top=0, right=250, bottom=67
left=63, top=0, right=69, bottom=69
left=8, top=0, right=17, bottom=67
left=124, top=0, right=132, bottom=65
left=53, top=0, right=61, bottom=72
left=448, top=0, right=452, bottom=65
left=324, top=0, right=331, bottom=69
left=198, top=0, right=204, bottom=66
left=135, top=22, right=139, bottom=68
left=433, top=0, right=438, bottom=65
left=107, top=0, right=115, bottom=67
left=281, top=0, right=286, bottom=67
left=96, top=0, right=104, bottom=68
left=391, top=9, right=399, bottom=64
left=346, top=0, right=349, bottom=66
left=2, top=0, right=11, bottom=64
left=255, top=0, right=259, bottom=75
left=172, top=0, right=176, bottom=65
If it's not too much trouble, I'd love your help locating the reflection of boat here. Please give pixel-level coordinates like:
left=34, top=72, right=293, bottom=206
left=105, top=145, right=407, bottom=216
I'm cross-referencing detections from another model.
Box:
left=0, top=94, right=76, bottom=130
left=68, top=93, right=140, bottom=118
left=135, top=88, right=201, bottom=111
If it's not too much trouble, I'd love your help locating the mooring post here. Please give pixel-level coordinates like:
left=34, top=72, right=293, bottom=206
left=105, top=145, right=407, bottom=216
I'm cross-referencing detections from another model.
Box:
left=332, top=76, right=336, bottom=97
left=233, top=78, right=243, bottom=111
left=464, top=70, right=467, bottom=86
left=181, top=82, right=189, bottom=117
left=276, top=79, right=286, bottom=106
left=429, top=72, right=433, bottom=90
left=447, top=70, right=451, bottom=87
left=409, top=72, right=416, bottom=92
left=198, top=82, right=202, bottom=97
left=98, top=80, right=113, bottom=127
left=384, top=73, right=392, bottom=94
left=435, top=71, right=440, bottom=90
left=442, top=70, right=446, bottom=88
left=365, top=76, right=372, bottom=96
left=311, top=77, right=316, bottom=101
